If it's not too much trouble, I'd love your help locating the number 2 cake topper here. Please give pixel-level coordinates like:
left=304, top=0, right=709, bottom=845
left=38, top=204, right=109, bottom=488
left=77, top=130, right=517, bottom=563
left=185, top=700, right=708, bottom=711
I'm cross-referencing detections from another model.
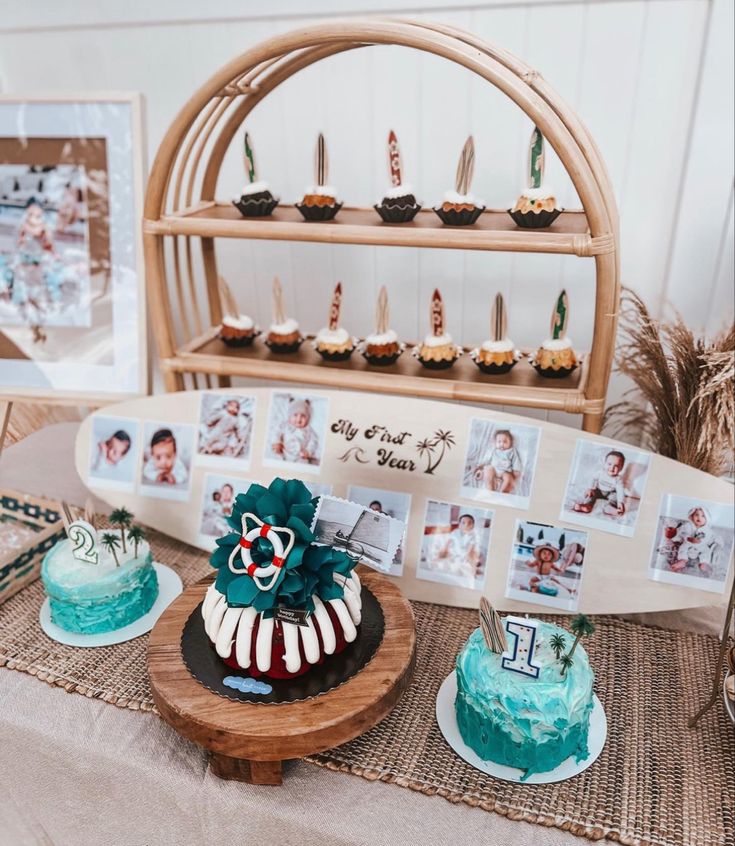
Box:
left=61, top=500, right=99, bottom=565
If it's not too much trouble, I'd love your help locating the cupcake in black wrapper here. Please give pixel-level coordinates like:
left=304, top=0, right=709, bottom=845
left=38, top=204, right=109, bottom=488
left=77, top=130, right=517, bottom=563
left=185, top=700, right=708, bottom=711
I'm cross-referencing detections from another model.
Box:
left=508, top=126, right=564, bottom=229
left=218, top=314, right=259, bottom=347
left=433, top=135, right=485, bottom=226
left=232, top=181, right=279, bottom=218
left=296, top=133, right=342, bottom=221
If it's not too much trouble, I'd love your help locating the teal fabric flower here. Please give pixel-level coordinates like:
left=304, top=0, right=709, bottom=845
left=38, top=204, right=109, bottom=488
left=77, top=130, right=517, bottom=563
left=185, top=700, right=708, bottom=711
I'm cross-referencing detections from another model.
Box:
left=209, top=478, right=356, bottom=615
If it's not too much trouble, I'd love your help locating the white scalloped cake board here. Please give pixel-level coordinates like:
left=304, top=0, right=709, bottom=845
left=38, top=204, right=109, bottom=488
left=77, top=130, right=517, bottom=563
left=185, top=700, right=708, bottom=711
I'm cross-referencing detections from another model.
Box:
left=435, top=670, right=607, bottom=784
left=74, top=388, right=733, bottom=614
left=39, top=563, right=182, bottom=647
left=725, top=675, right=735, bottom=724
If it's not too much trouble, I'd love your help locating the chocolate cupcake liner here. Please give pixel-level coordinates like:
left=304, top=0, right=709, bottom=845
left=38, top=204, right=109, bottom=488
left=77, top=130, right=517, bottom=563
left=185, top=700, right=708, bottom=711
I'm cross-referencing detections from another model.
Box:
left=531, top=361, right=578, bottom=379
left=433, top=205, right=485, bottom=226
left=218, top=329, right=260, bottom=348
left=416, top=356, right=460, bottom=371
left=373, top=202, right=422, bottom=223
left=473, top=359, right=519, bottom=375
left=232, top=195, right=280, bottom=218
left=507, top=207, right=564, bottom=229
left=315, top=347, right=356, bottom=362
left=362, top=351, right=403, bottom=367
left=264, top=336, right=305, bottom=355
left=295, top=202, right=342, bottom=222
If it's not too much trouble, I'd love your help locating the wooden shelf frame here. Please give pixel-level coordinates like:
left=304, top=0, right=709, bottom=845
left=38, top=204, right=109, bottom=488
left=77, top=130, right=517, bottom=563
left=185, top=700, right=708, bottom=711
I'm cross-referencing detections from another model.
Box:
left=143, top=18, right=620, bottom=433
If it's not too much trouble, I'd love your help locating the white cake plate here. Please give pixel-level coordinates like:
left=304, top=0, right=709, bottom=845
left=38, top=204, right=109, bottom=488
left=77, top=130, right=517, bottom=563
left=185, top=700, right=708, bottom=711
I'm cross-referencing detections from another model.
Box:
left=724, top=674, right=735, bottom=725
left=39, top=562, right=183, bottom=648
left=436, top=670, right=607, bottom=784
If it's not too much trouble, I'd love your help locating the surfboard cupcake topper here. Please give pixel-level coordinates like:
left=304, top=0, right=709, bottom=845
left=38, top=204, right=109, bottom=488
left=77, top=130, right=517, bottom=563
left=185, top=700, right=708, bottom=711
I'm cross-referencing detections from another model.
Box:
left=272, top=276, right=286, bottom=325
left=387, top=130, right=402, bottom=187
left=455, top=135, right=476, bottom=196
left=328, top=282, right=342, bottom=331
left=491, top=292, right=508, bottom=343
left=479, top=597, right=507, bottom=653
left=430, top=288, right=445, bottom=337
left=528, top=127, right=545, bottom=190
left=315, top=132, right=328, bottom=187
left=376, top=285, right=389, bottom=335
left=218, top=275, right=240, bottom=320
left=244, top=131, right=257, bottom=184
left=551, top=289, right=569, bottom=340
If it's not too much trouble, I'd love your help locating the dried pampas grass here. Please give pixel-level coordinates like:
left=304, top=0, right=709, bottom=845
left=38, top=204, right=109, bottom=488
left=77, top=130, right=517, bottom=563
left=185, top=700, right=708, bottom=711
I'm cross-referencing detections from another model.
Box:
left=605, top=289, right=734, bottom=477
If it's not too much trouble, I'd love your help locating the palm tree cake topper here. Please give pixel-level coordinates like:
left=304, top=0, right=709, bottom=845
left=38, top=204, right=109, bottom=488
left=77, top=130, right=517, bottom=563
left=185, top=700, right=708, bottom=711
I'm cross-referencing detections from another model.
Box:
left=559, top=614, right=596, bottom=676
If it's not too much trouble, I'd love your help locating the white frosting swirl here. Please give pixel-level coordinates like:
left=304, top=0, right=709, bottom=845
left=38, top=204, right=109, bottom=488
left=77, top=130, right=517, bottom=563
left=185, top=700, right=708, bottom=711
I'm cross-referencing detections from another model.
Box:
left=304, top=185, right=338, bottom=197
left=270, top=318, right=299, bottom=334
left=222, top=314, right=254, bottom=330
left=520, top=185, right=555, bottom=201
left=316, top=326, right=351, bottom=345
left=422, top=332, right=454, bottom=347
left=443, top=189, right=484, bottom=206
left=542, top=337, right=573, bottom=350
left=240, top=180, right=271, bottom=196
left=365, top=329, right=398, bottom=345
left=381, top=183, right=416, bottom=200
left=480, top=338, right=515, bottom=352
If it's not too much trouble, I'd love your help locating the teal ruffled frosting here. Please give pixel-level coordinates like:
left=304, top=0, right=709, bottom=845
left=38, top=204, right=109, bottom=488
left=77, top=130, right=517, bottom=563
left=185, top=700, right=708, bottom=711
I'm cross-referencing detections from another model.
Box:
left=455, top=622, right=594, bottom=779
left=41, top=539, right=158, bottom=635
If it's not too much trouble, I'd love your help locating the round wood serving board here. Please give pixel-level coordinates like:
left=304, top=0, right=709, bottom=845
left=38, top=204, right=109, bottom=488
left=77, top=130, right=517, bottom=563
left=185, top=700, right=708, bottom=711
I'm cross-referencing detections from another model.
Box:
left=147, top=565, right=416, bottom=784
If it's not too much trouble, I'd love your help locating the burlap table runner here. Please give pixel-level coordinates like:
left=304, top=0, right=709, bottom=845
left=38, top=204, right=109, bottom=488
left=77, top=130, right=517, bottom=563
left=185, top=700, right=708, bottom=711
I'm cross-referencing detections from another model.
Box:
left=0, top=529, right=732, bottom=846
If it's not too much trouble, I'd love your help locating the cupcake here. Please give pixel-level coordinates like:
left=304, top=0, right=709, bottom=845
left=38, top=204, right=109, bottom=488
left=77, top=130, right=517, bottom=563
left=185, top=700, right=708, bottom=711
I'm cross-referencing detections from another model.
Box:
left=360, top=286, right=404, bottom=366
left=470, top=293, right=521, bottom=375
left=433, top=136, right=485, bottom=226
left=374, top=130, right=422, bottom=223
left=531, top=289, right=578, bottom=378
left=264, top=277, right=303, bottom=354
left=412, top=288, right=462, bottom=370
left=296, top=133, right=342, bottom=221
left=313, top=282, right=356, bottom=361
left=508, top=127, right=563, bottom=229
left=217, top=276, right=259, bottom=347
left=232, top=132, right=279, bottom=217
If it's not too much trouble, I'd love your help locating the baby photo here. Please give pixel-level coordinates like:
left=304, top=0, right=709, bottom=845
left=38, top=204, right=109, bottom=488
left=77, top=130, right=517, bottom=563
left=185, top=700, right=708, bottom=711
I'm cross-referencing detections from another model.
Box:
left=561, top=439, right=651, bottom=537
left=416, top=500, right=493, bottom=590
left=139, top=421, right=195, bottom=501
left=505, top=520, right=589, bottom=611
left=87, top=416, right=139, bottom=491
left=648, top=494, right=734, bottom=594
left=263, top=392, right=328, bottom=474
left=311, top=495, right=405, bottom=574
left=198, top=474, right=247, bottom=549
left=196, top=393, right=255, bottom=470
left=347, top=485, right=411, bottom=577
left=460, top=418, right=541, bottom=509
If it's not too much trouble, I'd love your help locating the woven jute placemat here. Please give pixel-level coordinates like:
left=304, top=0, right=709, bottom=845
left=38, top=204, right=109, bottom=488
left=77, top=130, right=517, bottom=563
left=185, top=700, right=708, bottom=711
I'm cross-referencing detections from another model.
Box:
left=0, top=529, right=732, bottom=846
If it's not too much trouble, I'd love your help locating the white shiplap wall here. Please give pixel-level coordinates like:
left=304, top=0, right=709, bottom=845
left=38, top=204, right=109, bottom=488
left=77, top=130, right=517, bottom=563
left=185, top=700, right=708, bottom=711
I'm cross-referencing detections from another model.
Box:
left=0, top=0, right=732, bottom=427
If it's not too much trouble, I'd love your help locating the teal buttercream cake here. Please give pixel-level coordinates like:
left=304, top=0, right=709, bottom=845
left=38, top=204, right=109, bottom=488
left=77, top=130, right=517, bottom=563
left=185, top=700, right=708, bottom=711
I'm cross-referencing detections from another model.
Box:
left=41, top=535, right=158, bottom=635
left=455, top=622, right=594, bottom=779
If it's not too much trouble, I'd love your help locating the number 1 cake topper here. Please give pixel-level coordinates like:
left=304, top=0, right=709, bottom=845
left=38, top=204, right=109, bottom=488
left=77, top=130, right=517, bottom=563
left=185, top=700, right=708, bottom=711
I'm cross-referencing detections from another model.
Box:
left=243, top=131, right=257, bottom=184
left=328, top=281, right=342, bottom=331
left=387, top=129, right=402, bottom=187
left=491, top=292, right=508, bottom=343
left=455, top=135, right=476, bottom=196
left=528, top=126, right=545, bottom=190
left=430, top=288, right=445, bottom=337
left=479, top=597, right=507, bottom=653
left=551, top=289, right=569, bottom=340
left=315, top=132, right=328, bottom=187
left=502, top=615, right=541, bottom=679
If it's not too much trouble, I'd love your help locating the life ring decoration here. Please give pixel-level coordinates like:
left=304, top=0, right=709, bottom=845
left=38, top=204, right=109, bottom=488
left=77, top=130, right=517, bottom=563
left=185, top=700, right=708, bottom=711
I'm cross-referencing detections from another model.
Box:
left=228, top=512, right=296, bottom=592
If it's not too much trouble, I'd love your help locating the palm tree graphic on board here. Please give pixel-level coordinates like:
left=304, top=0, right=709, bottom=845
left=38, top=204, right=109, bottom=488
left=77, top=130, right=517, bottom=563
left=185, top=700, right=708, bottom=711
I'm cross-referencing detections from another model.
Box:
left=415, top=429, right=456, bottom=474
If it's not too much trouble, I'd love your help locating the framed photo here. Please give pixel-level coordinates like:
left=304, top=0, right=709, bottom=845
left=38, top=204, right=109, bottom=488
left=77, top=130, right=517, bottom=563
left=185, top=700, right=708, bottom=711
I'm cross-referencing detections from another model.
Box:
left=196, top=392, right=255, bottom=471
left=460, top=417, right=541, bottom=509
left=139, top=421, right=195, bottom=501
left=0, top=93, right=146, bottom=402
left=197, top=474, right=248, bottom=550
left=87, top=415, right=140, bottom=492
left=505, top=519, right=589, bottom=611
left=263, top=391, right=329, bottom=474
left=347, top=485, right=411, bottom=577
left=648, top=494, right=734, bottom=593
left=416, top=500, right=493, bottom=590
left=560, top=439, right=651, bottom=537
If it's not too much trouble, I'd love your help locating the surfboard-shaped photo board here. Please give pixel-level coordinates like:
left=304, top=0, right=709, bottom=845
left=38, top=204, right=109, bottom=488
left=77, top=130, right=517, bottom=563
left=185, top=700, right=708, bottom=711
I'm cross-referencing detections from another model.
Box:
left=75, top=388, right=733, bottom=615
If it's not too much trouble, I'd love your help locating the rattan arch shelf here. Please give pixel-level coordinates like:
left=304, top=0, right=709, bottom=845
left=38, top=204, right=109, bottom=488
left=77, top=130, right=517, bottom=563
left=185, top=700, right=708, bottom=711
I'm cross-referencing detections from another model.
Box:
left=143, top=17, right=620, bottom=433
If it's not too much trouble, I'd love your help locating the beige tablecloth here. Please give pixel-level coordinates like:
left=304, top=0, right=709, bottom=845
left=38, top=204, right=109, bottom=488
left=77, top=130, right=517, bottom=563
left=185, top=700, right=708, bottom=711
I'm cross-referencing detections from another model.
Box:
left=0, top=424, right=727, bottom=846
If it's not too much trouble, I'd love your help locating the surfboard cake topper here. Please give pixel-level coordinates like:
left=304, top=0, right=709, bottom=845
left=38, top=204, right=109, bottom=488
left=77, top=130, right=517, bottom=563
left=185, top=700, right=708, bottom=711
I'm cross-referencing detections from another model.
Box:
left=374, top=129, right=422, bottom=222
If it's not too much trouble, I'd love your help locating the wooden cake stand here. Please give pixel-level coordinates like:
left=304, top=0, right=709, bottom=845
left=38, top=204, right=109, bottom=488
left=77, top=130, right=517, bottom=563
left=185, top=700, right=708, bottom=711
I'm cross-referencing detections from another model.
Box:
left=148, top=566, right=416, bottom=784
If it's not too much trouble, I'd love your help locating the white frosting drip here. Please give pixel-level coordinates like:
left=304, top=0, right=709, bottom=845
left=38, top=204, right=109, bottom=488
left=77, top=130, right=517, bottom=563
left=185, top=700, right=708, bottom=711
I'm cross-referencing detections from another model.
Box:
left=542, top=337, right=573, bottom=350
left=443, top=189, right=484, bottom=206
left=269, top=318, right=299, bottom=334
left=315, top=326, right=351, bottom=345
left=304, top=185, right=338, bottom=197
left=202, top=582, right=363, bottom=674
left=365, top=329, right=398, bottom=345
left=422, top=332, right=454, bottom=347
left=240, top=180, right=271, bottom=196
left=480, top=338, right=515, bottom=352
left=381, top=183, right=416, bottom=200
left=222, top=314, right=254, bottom=330
left=520, top=185, right=555, bottom=200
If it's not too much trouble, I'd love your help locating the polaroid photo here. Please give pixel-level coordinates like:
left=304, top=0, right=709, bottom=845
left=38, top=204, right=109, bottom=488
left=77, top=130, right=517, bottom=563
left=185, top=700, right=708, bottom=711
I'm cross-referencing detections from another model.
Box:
left=197, top=474, right=249, bottom=550
left=416, top=500, right=493, bottom=591
left=310, top=495, right=406, bottom=574
left=139, top=421, right=196, bottom=501
left=263, top=391, right=329, bottom=475
left=347, top=485, right=412, bottom=577
left=87, top=415, right=140, bottom=492
left=460, top=417, right=541, bottom=510
left=196, top=393, right=255, bottom=471
left=647, top=494, right=734, bottom=594
left=560, top=439, right=651, bottom=537
left=505, top=519, right=589, bottom=612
